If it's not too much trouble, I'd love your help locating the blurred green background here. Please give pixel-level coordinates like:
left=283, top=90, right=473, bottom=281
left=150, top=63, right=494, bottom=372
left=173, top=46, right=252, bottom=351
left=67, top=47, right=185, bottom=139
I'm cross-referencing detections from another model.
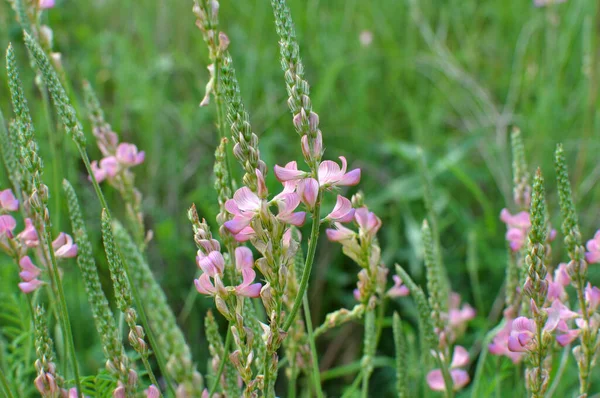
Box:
left=1, top=0, right=600, bottom=396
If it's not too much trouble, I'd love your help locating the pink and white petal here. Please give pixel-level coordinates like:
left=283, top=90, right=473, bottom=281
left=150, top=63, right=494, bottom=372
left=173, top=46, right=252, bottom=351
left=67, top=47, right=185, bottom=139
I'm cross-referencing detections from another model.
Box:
left=279, top=211, right=306, bottom=226
left=276, top=193, right=301, bottom=214
left=19, top=279, right=43, bottom=294
left=426, top=369, right=446, bottom=392
left=318, top=160, right=342, bottom=185
left=338, top=168, right=361, bottom=186
left=52, top=232, right=67, bottom=250
left=233, top=226, right=255, bottom=242
left=507, top=336, right=527, bottom=352
left=556, top=329, right=580, bottom=346
left=450, top=369, right=470, bottom=390
left=233, top=187, right=261, bottom=212
left=274, top=164, right=306, bottom=182
left=512, top=317, right=536, bottom=334
left=235, top=246, right=254, bottom=271
left=224, top=216, right=253, bottom=235
left=450, top=346, right=470, bottom=368
left=298, top=178, right=319, bottom=208
left=326, top=223, right=355, bottom=241
left=0, top=189, right=19, bottom=211
left=239, top=283, right=262, bottom=298
left=194, top=274, right=216, bottom=296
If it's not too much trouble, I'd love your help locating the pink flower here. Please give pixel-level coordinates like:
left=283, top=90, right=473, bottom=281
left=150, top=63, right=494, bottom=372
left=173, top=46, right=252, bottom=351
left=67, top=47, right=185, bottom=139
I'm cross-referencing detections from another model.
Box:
left=235, top=246, right=254, bottom=271
left=19, top=278, right=43, bottom=294
left=585, top=230, right=600, bottom=264
left=39, top=0, right=55, bottom=9
left=273, top=193, right=306, bottom=226
left=232, top=226, right=256, bottom=242
left=387, top=275, right=409, bottom=297
left=545, top=299, right=578, bottom=331
left=489, top=318, right=525, bottom=363
left=146, top=385, right=160, bottom=398
left=52, top=233, right=78, bottom=258
left=224, top=187, right=261, bottom=234
left=235, top=268, right=262, bottom=298
left=19, top=256, right=41, bottom=282
left=326, top=222, right=355, bottom=242
left=447, top=293, right=476, bottom=328
left=585, top=283, right=600, bottom=312
left=301, top=130, right=323, bottom=160
left=426, top=346, right=470, bottom=392
left=556, top=320, right=580, bottom=346
left=194, top=273, right=222, bottom=296
left=297, top=178, right=319, bottom=208
left=196, top=250, right=225, bottom=277
left=17, top=218, right=39, bottom=247
left=274, top=156, right=361, bottom=189
left=116, top=143, right=145, bottom=166
left=91, top=156, right=118, bottom=183
left=354, top=207, right=382, bottom=237
left=500, top=209, right=530, bottom=252
left=34, top=373, right=58, bottom=395
left=507, top=316, right=536, bottom=352
left=317, top=156, right=361, bottom=188
left=274, top=161, right=307, bottom=182
left=325, top=195, right=355, bottom=223
left=0, top=214, right=17, bottom=238
left=546, top=263, right=570, bottom=302
left=0, top=189, right=19, bottom=211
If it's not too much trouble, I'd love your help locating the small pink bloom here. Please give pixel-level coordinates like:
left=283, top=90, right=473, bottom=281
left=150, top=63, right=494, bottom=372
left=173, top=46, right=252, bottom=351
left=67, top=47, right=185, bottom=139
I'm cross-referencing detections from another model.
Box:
left=325, top=195, right=355, bottom=223
left=387, top=275, right=409, bottom=297
left=17, top=218, right=39, bottom=247
left=39, top=0, right=55, bottom=9
left=224, top=187, right=261, bottom=234
left=547, top=263, right=570, bottom=302
left=91, top=156, right=118, bottom=183
left=545, top=299, right=578, bottom=332
left=0, top=189, right=19, bottom=211
left=197, top=250, right=225, bottom=277
left=146, top=385, right=161, bottom=398
left=317, top=156, right=361, bottom=188
left=301, top=131, right=322, bottom=160
left=34, top=373, right=57, bottom=395
left=19, top=256, right=41, bottom=282
left=508, top=316, right=536, bottom=352
left=448, top=304, right=476, bottom=328
left=354, top=207, right=382, bottom=236
left=500, top=209, right=530, bottom=252
left=506, top=227, right=527, bottom=251
left=297, top=178, right=319, bottom=208
left=52, top=233, right=78, bottom=258
left=585, top=230, right=600, bottom=264
left=194, top=273, right=217, bottom=296
left=585, top=283, right=600, bottom=312
left=116, top=143, right=145, bottom=166
left=235, top=268, right=262, bottom=298
left=274, top=161, right=307, bottom=182
left=555, top=320, right=580, bottom=346
left=0, top=214, right=17, bottom=238
left=353, top=288, right=362, bottom=302
left=19, top=278, right=43, bottom=294
left=326, top=222, right=355, bottom=241
left=489, top=319, right=524, bottom=363
left=256, top=169, right=268, bottom=198
left=235, top=246, right=254, bottom=271
left=233, top=226, right=256, bottom=242
left=273, top=193, right=306, bottom=226
left=113, top=386, right=125, bottom=398
left=426, top=346, right=470, bottom=392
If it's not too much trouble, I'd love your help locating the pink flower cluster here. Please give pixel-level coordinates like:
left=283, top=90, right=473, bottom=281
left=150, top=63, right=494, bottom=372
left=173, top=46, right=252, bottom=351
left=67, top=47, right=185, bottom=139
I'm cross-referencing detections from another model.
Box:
left=500, top=209, right=531, bottom=251
left=0, top=188, right=77, bottom=294
left=91, top=143, right=145, bottom=183
left=426, top=346, right=470, bottom=392
left=585, top=230, right=600, bottom=264
left=194, top=242, right=262, bottom=299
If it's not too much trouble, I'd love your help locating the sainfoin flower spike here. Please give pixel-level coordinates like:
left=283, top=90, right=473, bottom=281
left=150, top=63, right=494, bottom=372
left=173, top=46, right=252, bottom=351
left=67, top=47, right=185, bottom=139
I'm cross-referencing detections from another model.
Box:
left=426, top=345, right=470, bottom=392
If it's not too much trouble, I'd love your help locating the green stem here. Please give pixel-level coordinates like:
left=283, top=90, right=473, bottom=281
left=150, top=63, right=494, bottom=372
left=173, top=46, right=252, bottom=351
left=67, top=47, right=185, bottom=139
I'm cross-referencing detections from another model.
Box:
left=320, top=357, right=395, bottom=381
left=40, top=86, right=62, bottom=231
left=361, top=307, right=376, bottom=398
left=545, top=345, right=570, bottom=398
left=78, top=144, right=175, bottom=395
left=341, top=371, right=364, bottom=398
left=0, top=367, right=15, bottom=398
left=471, top=321, right=506, bottom=397
left=43, top=229, right=83, bottom=397
left=302, top=293, right=323, bottom=398
left=283, top=198, right=321, bottom=332
left=209, top=323, right=232, bottom=397
left=141, top=354, right=159, bottom=388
